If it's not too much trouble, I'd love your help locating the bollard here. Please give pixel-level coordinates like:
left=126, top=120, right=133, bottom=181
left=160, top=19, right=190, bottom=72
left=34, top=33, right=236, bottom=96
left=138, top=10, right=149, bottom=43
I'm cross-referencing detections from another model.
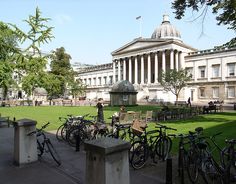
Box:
left=75, top=132, right=81, bottom=152
left=84, top=137, right=130, bottom=184
left=166, top=157, right=172, bottom=184
left=13, top=119, right=37, bottom=166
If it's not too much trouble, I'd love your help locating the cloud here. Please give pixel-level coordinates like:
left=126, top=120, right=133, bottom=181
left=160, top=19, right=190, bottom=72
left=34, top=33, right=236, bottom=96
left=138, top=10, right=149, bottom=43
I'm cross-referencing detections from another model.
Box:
left=55, top=14, right=73, bottom=25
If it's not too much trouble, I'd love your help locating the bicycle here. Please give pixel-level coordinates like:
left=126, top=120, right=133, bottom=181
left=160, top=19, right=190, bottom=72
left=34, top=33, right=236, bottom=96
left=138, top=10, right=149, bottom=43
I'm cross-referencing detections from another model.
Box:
left=129, top=123, right=176, bottom=169
left=28, top=122, right=61, bottom=166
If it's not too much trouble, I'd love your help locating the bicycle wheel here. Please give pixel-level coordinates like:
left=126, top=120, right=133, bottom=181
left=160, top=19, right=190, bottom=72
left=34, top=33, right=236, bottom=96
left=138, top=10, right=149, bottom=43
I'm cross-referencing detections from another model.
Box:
left=56, top=124, right=64, bottom=141
left=155, top=136, right=172, bottom=160
left=129, top=141, right=148, bottom=169
left=37, top=140, right=43, bottom=156
left=187, top=150, right=199, bottom=183
left=221, top=147, right=236, bottom=182
left=46, top=140, right=61, bottom=166
left=202, top=159, right=224, bottom=184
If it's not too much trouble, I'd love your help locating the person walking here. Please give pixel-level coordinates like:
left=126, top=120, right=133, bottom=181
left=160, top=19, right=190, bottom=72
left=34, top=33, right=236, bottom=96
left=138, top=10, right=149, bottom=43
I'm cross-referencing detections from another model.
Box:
left=96, top=98, right=104, bottom=123
left=187, top=97, right=191, bottom=107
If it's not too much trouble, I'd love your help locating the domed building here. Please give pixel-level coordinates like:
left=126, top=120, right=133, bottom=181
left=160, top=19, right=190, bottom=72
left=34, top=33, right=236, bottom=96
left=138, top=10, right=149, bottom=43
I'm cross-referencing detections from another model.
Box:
left=77, top=14, right=236, bottom=105
left=109, top=80, right=137, bottom=106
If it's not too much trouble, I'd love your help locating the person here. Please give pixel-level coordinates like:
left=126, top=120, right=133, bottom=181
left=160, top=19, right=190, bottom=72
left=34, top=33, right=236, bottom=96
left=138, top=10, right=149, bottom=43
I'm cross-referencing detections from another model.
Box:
left=187, top=97, right=191, bottom=107
left=96, top=98, right=104, bottom=123
left=111, top=105, right=126, bottom=126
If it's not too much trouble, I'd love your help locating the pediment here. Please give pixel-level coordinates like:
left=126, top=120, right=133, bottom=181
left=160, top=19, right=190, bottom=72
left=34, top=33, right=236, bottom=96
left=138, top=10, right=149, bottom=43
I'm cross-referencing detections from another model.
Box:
left=112, top=39, right=166, bottom=56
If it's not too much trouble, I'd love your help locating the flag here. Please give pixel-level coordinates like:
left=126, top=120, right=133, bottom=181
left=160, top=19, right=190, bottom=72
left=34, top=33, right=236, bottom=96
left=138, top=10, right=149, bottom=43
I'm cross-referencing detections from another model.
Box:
left=136, top=16, right=141, bottom=20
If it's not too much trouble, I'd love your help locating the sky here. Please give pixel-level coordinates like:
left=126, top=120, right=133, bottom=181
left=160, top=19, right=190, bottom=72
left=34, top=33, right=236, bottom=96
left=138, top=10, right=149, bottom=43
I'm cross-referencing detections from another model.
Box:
left=0, top=0, right=235, bottom=65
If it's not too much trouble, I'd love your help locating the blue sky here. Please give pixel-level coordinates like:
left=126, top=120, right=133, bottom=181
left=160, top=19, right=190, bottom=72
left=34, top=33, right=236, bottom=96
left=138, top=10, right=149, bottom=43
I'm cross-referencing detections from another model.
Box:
left=0, top=0, right=235, bottom=65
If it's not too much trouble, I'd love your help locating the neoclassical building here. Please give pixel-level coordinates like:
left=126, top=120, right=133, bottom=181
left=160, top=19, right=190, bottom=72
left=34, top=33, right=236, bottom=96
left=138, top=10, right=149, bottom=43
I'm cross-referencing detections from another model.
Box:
left=77, top=15, right=236, bottom=104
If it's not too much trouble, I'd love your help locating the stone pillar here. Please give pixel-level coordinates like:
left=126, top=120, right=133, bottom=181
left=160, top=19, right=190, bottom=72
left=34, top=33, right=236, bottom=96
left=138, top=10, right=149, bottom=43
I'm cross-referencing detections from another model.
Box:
left=154, top=52, right=158, bottom=83
left=118, top=59, right=121, bottom=81
left=170, top=50, right=174, bottom=69
left=128, top=57, right=132, bottom=83
left=134, top=56, right=138, bottom=84
left=141, top=55, right=144, bottom=84
left=113, top=61, right=116, bottom=84
left=84, top=138, right=130, bottom=184
left=14, top=119, right=37, bottom=166
left=175, top=51, right=179, bottom=71
left=123, top=59, right=126, bottom=80
left=179, top=52, right=185, bottom=69
left=162, top=50, right=166, bottom=72
left=147, top=53, right=151, bottom=84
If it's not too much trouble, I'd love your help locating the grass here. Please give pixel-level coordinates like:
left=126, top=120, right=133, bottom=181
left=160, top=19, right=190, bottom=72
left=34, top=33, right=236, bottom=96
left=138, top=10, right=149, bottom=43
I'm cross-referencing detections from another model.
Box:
left=1, top=105, right=236, bottom=155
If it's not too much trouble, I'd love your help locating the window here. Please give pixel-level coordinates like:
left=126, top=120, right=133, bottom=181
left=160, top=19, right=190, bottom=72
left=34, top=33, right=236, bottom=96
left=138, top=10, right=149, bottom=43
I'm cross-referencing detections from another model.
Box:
left=228, top=63, right=235, bottom=76
left=98, top=77, right=101, bottom=85
left=104, top=76, right=107, bottom=85
left=109, top=76, right=113, bottom=84
left=212, top=87, right=219, bottom=98
left=186, top=67, right=193, bottom=79
left=199, top=88, right=205, bottom=97
left=84, top=79, right=87, bottom=85
left=199, top=66, right=206, bottom=78
left=227, top=86, right=235, bottom=98
left=212, top=65, right=220, bottom=78
left=89, top=78, right=91, bottom=86
left=93, top=78, right=96, bottom=86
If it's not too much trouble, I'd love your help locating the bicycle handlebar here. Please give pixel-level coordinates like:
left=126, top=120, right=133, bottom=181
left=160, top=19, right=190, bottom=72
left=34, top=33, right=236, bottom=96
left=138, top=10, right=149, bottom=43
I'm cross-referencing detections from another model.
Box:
left=155, top=123, right=177, bottom=131
left=27, top=122, right=50, bottom=136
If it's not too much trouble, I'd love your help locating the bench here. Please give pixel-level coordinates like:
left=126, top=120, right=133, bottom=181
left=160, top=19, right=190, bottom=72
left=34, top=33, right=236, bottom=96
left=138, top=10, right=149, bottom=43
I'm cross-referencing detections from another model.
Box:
left=62, top=100, right=72, bottom=106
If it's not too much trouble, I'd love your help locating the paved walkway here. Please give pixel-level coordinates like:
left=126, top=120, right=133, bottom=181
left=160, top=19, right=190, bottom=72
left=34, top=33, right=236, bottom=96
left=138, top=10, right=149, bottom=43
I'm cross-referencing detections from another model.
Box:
left=0, top=127, right=183, bottom=184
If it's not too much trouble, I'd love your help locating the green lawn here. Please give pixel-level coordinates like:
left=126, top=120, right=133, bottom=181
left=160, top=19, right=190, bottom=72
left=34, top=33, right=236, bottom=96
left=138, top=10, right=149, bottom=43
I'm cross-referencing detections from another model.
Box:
left=1, top=105, right=236, bottom=155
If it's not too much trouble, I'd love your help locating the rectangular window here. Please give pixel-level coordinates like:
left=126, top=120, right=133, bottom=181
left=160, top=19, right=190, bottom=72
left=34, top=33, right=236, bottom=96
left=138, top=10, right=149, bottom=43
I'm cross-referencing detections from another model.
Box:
left=109, top=76, right=113, bottom=84
left=93, top=78, right=96, bottom=86
left=227, top=86, right=235, bottom=98
left=98, top=77, right=101, bottom=85
left=104, top=76, right=107, bottom=84
left=199, top=88, right=205, bottom=97
left=212, top=87, right=219, bottom=98
left=84, top=79, right=87, bottom=85
left=199, top=66, right=206, bottom=78
left=212, top=65, right=220, bottom=78
left=186, top=67, right=193, bottom=79
left=228, top=63, right=235, bottom=76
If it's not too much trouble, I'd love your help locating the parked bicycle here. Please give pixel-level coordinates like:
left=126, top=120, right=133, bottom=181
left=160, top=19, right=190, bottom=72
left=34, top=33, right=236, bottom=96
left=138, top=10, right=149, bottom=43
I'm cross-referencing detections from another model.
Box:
left=129, top=123, right=176, bottom=169
left=28, top=122, right=61, bottom=166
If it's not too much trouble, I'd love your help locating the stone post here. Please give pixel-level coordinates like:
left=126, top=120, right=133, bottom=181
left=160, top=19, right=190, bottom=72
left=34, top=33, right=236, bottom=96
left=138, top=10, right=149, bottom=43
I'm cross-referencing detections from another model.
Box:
left=14, top=119, right=37, bottom=166
left=84, top=137, right=130, bottom=184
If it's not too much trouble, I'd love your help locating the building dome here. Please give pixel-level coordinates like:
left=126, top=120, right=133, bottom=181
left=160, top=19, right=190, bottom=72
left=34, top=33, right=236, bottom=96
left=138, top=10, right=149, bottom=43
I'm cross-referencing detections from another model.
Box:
left=111, top=80, right=135, bottom=93
left=151, top=15, right=181, bottom=41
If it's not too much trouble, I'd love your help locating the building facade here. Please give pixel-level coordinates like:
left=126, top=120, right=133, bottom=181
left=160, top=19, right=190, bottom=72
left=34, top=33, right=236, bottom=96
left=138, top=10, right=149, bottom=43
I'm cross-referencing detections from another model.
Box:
left=77, top=15, right=236, bottom=104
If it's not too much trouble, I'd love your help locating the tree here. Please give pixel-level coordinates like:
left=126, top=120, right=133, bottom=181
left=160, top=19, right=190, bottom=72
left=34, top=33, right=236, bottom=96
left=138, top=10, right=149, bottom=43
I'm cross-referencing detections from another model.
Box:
left=172, top=0, right=236, bottom=47
left=0, top=22, right=20, bottom=100
left=50, top=47, right=77, bottom=98
left=10, top=7, right=54, bottom=102
left=160, top=69, right=192, bottom=102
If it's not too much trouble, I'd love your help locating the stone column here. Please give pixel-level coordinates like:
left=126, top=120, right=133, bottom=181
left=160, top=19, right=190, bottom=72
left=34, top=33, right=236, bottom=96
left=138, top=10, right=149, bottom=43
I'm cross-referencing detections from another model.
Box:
left=162, top=50, right=166, bottom=72
left=147, top=53, right=151, bottom=84
left=14, top=119, right=37, bottom=166
left=134, top=56, right=138, bottom=84
left=84, top=138, right=130, bottom=184
left=128, top=57, right=132, bottom=83
left=170, top=50, right=174, bottom=69
left=154, top=52, right=158, bottom=83
left=123, top=58, right=126, bottom=80
left=179, top=52, right=185, bottom=69
left=118, top=59, right=121, bottom=81
left=113, top=61, right=116, bottom=84
left=175, top=51, right=179, bottom=71
left=141, top=55, right=144, bottom=84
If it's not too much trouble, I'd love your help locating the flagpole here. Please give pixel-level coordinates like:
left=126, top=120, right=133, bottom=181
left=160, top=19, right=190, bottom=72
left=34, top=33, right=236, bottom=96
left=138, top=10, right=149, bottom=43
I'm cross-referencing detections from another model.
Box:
left=136, top=16, right=142, bottom=38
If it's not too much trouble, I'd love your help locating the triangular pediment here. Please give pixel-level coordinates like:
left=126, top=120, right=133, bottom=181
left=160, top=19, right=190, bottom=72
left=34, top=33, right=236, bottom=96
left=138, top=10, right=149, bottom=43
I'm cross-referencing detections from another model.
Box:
left=112, top=38, right=166, bottom=56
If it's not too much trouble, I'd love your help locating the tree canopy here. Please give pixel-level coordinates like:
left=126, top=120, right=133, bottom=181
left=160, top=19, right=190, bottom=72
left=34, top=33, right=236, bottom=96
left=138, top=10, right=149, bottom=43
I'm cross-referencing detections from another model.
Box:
left=172, top=0, right=236, bottom=47
left=0, top=22, right=20, bottom=99
left=160, top=69, right=192, bottom=102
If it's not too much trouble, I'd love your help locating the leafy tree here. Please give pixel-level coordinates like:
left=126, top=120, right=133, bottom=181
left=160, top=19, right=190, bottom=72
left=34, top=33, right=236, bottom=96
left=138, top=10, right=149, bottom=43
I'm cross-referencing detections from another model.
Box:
left=10, top=7, right=54, bottom=102
left=0, top=22, right=20, bottom=100
left=160, top=69, right=192, bottom=102
left=70, top=80, right=86, bottom=99
left=50, top=47, right=77, bottom=97
left=172, top=0, right=236, bottom=47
